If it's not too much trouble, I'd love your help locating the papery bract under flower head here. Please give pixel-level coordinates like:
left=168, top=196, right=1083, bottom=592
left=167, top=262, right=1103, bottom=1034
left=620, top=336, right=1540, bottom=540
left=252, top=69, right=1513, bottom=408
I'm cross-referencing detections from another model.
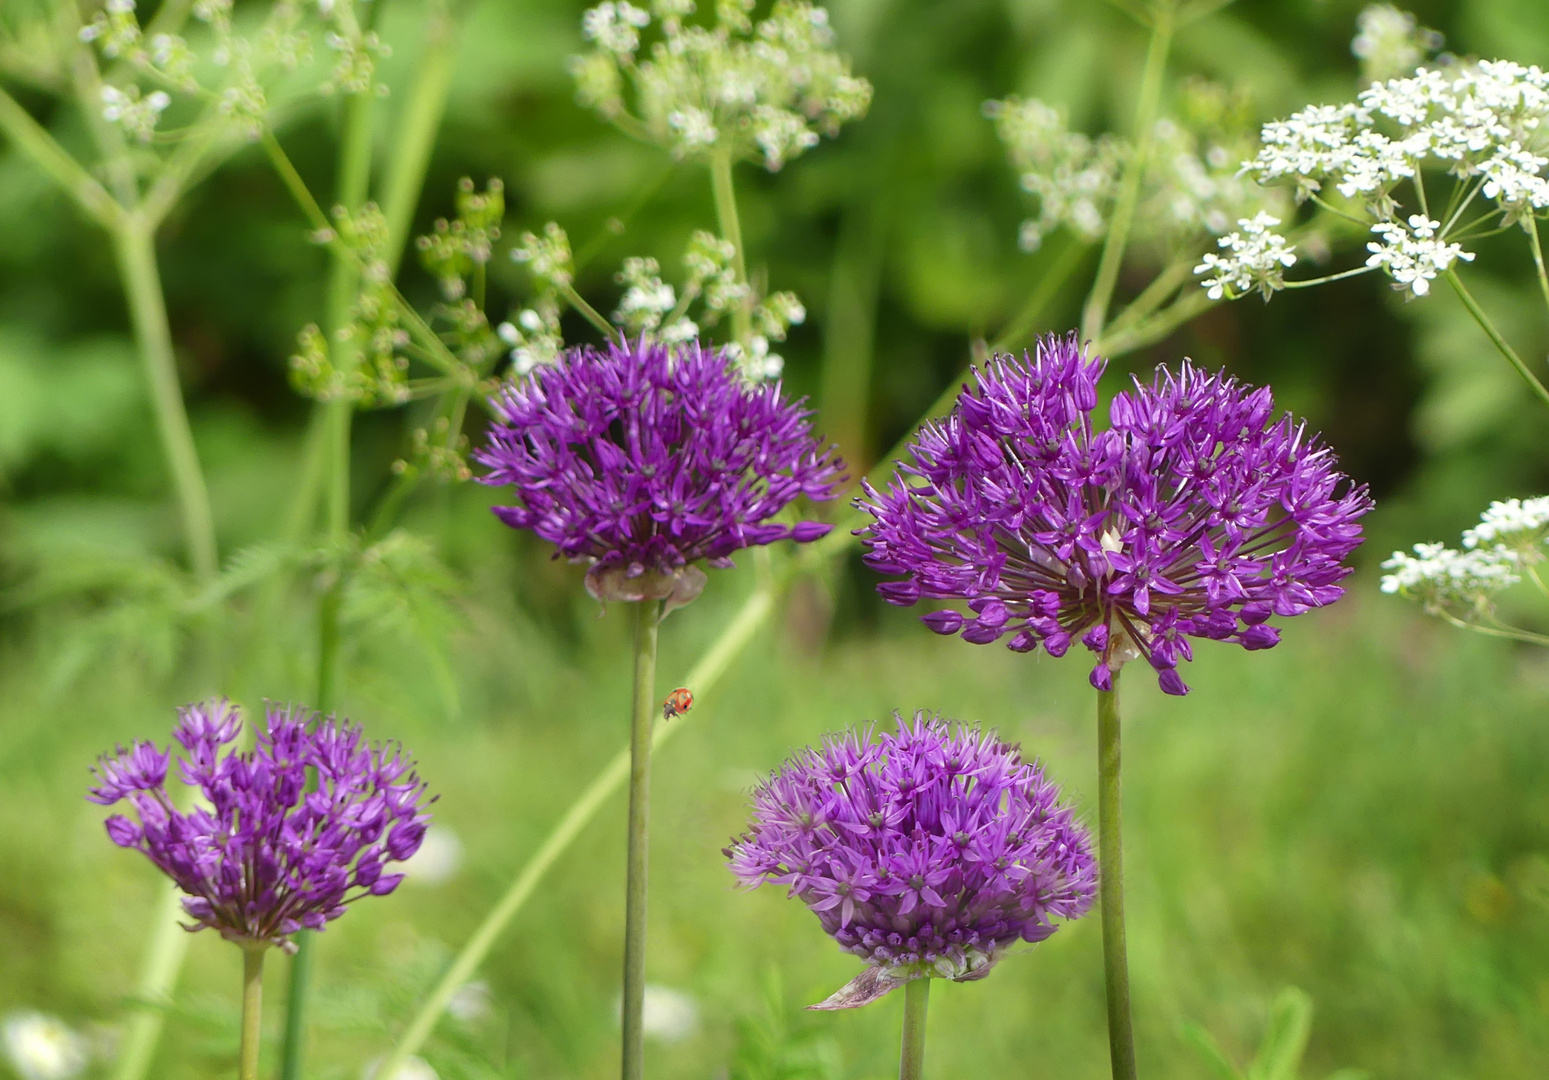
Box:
left=726, top=712, right=1096, bottom=1008
left=89, top=699, right=432, bottom=950
left=857, top=334, right=1371, bottom=695
left=476, top=338, right=843, bottom=606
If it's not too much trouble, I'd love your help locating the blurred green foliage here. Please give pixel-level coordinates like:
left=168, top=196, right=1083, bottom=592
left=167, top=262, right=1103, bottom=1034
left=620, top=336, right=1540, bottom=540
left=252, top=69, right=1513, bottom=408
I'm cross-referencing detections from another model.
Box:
left=5, top=0, right=1549, bottom=1078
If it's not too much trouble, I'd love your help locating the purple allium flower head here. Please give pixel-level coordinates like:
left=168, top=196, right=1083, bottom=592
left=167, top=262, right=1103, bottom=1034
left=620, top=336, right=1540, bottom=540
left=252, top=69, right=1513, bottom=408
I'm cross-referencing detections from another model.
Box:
left=857, top=334, right=1372, bottom=696
left=476, top=338, right=843, bottom=608
left=725, top=712, right=1096, bottom=1009
left=88, top=699, right=433, bottom=950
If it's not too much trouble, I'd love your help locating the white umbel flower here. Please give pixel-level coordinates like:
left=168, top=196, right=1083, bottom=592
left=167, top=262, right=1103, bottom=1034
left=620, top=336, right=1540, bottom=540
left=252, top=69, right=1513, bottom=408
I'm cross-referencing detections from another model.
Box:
left=1194, top=213, right=1298, bottom=300
left=1, top=1012, right=88, bottom=1080
left=1364, top=214, right=1473, bottom=296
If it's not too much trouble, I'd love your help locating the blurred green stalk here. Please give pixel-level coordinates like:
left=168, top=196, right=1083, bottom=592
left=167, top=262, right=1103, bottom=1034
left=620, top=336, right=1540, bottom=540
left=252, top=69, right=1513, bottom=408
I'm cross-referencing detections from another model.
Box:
left=1097, top=678, right=1137, bottom=1080
left=1080, top=3, right=1174, bottom=343
left=240, top=946, right=267, bottom=1080
left=710, top=152, right=754, bottom=352
left=899, top=978, right=930, bottom=1080
left=622, top=599, right=663, bottom=1080
left=1443, top=268, right=1549, bottom=413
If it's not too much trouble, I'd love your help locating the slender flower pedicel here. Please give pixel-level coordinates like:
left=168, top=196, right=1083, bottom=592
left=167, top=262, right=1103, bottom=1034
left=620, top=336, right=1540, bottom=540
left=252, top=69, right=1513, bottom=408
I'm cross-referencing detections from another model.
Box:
left=857, top=334, right=1369, bottom=1080
left=88, top=699, right=432, bottom=1080
left=478, top=336, right=842, bottom=1080
left=727, top=713, right=1095, bottom=1076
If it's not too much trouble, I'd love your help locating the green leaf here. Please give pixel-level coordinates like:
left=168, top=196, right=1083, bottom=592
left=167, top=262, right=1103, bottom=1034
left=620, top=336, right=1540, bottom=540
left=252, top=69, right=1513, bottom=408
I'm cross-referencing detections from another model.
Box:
left=1251, top=987, right=1313, bottom=1080
left=1180, top=1019, right=1244, bottom=1080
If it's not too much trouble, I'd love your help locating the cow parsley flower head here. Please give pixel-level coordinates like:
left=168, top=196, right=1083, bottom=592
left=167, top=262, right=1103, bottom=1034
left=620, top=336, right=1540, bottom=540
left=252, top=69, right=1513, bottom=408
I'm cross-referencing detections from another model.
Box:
left=987, top=84, right=1284, bottom=254
left=89, top=700, right=433, bottom=951
left=570, top=0, right=871, bottom=170
left=475, top=338, right=843, bottom=607
left=1, top=1012, right=89, bottom=1080
left=1352, top=4, right=1444, bottom=84
left=1364, top=214, right=1473, bottom=296
left=858, top=335, right=1372, bottom=696
left=1195, top=212, right=1298, bottom=300
left=726, top=712, right=1096, bottom=1009
left=1381, top=496, right=1549, bottom=616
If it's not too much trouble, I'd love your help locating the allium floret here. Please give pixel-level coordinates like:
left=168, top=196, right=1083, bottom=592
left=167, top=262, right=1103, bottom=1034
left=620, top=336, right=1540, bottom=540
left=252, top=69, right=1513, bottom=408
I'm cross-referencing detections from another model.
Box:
left=89, top=699, right=432, bottom=951
left=858, top=335, right=1371, bottom=695
left=476, top=338, right=843, bottom=606
left=726, top=713, right=1096, bottom=1009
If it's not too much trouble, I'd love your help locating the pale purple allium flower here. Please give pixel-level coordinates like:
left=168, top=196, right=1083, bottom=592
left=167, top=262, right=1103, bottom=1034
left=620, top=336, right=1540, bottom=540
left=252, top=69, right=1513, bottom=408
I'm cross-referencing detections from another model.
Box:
left=726, top=712, right=1096, bottom=1008
left=89, top=700, right=432, bottom=951
left=857, top=334, right=1371, bottom=695
left=476, top=338, right=843, bottom=607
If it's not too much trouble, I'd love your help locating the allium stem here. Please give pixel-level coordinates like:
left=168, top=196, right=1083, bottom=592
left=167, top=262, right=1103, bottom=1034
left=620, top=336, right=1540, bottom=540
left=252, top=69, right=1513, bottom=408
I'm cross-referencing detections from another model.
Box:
left=709, top=152, right=754, bottom=351
left=900, top=977, right=930, bottom=1080
left=622, top=598, right=662, bottom=1080
left=1444, top=268, right=1549, bottom=414
left=1097, top=678, right=1138, bottom=1080
left=240, top=946, right=267, bottom=1080
left=1080, top=5, right=1174, bottom=344
left=374, top=585, right=775, bottom=1076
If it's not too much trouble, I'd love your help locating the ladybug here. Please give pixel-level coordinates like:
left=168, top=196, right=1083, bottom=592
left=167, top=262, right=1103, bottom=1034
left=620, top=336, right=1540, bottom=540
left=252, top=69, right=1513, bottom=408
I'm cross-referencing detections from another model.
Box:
left=662, top=687, right=694, bottom=721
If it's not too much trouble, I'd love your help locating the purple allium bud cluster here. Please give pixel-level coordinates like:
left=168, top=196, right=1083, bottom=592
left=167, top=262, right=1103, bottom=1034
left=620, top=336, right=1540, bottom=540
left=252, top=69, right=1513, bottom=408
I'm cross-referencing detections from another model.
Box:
left=89, top=700, right=432, bottom=950
left=476, top=338, right=843, bottom=607
left=858, top=334, right=1371, bottom=695
left=726, top=713, right=1096, bottom=1006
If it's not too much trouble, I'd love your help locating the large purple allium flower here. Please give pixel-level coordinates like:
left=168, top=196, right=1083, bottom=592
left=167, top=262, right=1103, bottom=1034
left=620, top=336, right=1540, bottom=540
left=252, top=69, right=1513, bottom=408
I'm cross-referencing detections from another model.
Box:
left=857, top=334, right=1371, bottom=695
left=89, top=700, right=432, bottom=950
left=476, top=338, right=843, bottom=607
left=726, top=713, right=1096, bottom=1008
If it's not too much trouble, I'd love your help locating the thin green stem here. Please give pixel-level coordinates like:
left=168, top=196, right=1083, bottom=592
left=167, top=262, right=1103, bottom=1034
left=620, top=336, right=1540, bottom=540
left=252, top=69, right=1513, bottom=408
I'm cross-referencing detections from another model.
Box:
left=1280, top=265, right=1374, bottom=290
left=1080, top=5, right=1174, bottom=343
left=1093, top=286, right=1212, bottom=359
left=1437, top=609, right=1549, bottom=647
left=1527, top=215, right=1549, bottom=315
left=381, top=0, right=457, bottom=276
left=109, top=884, right=191, bottom=1080
left=1444, top=268, right=1549, bottom=413
left=622, top=598, right=662, bottom=1080
left=0, top=83, right=120, bottom=227
left=1099, top=252, right=1193, bottom=339
left=709, top=152, right=753, bottom=350
left=562, top=281, right=618, bottom=338
left=280, top=74, right=379, bottom=1080
left=374, top=585, right=775, bottom=1075
left=900, top=978, right=930, bottom=1080
left=1097, top=678, right=1138, bottom=1080
left=241, top=946, right=267, bottom=1080
left=112, top=217, right=219, bottom=582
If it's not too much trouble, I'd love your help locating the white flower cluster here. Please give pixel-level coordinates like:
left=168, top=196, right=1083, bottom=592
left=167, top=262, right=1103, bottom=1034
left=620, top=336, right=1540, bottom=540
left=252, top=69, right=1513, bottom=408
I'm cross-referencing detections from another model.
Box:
left=1381, top=497, right=1549, bottom=612
left=1364, top=214, right=1473, bottom=296
left=1194, top=212, right=1298, bottom=300
left=570, top=0, right=872, bottom=171
left=1, top=1011, right=88, bottom=1080
left=1351, top=4, right=1443, bottom=85
left=78, top=0, right=388, bottom=146
left=99, top=84, right=171, bottom=143
left=987, top=85, right=1283, bottom=254
left=502, top=225, right=801, bottom=380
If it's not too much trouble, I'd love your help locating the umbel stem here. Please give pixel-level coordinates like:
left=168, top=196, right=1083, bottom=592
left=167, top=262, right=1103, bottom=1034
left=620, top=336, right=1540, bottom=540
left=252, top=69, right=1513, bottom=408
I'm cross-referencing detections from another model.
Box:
left=1097, top=676, right=1137, bottom=1080
left=622, top=598, right=662, bottom=1080
left=240, top=946, right=267, bottom=1080
left=899, top=977, right=931, bottom=1080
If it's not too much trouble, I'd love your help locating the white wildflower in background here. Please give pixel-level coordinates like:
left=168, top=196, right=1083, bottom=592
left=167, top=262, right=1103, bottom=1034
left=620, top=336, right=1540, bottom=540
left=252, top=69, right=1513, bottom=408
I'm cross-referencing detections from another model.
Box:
left=987, top=81, right=1284, bottom=255
left=612, top=985, right=700, bottom=1043
left=362, top=1054, right=439, bottom=1080
left=1194, top=212, right=1298, bottom=300
left=497, top=307, right=564, bottom=376
left=511, top=223, right=575, bottom=290
left=400, top=826, right=463, bottom=886
left=1, top=1012, right=89, bottom=1080
left=570, top=0, right=872, bottom=170
left=1351, top=4, right=1444, bottom=84
left=1364, top=215, right=1472, bottom=297
left=613, top=257, right=678, bottom=333
left=445, top=981, right=494, bottom=1026
left=1381, top=498, right=1549, bottom=621
left=99, top=84, right=171, bottom=142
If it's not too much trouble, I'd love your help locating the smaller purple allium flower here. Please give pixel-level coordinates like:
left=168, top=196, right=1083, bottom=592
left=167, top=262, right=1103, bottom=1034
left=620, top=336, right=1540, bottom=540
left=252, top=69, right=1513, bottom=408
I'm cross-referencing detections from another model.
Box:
left=475, top=338, right=843, bottom=609
left=858, top=334, right=1372, bottom=695
left=89, top=699, right=433, bottom=951
left=726, top=712, right=1096, bottom=1009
